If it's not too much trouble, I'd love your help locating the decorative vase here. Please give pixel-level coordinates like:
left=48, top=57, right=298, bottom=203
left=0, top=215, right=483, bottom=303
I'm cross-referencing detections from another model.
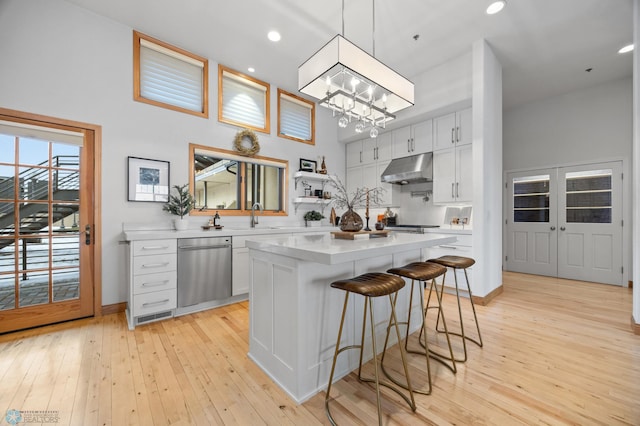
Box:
left=174, top=217, right=189, bottom=231
left=339, top=208, right=363, bottom=232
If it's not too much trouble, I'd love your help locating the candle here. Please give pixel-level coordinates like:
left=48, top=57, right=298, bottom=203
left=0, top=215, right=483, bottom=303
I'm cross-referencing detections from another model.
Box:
left=365, top=190, right=370, bottom=218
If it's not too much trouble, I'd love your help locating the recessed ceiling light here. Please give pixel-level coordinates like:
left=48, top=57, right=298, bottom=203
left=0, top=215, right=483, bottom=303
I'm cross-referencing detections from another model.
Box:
left=486, top=1, right=506, bottom=15
left=248, top=67, right=255, bottom=73
left=618, top=44, right=634, bottom=54
left=267, top=31, right=281, bottom=42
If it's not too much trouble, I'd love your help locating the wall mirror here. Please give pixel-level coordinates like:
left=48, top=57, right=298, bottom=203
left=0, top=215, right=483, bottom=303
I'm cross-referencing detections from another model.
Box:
left=189, top=143, right=288, bottom=216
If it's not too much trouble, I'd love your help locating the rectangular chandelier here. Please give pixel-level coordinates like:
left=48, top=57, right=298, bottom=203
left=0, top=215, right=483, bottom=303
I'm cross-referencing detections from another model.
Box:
left=298, top=35, right=414, bottom=133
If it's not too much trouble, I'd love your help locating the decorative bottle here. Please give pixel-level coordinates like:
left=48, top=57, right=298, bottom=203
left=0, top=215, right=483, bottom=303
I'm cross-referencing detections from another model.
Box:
left=213, top=211, right=221, bottom=226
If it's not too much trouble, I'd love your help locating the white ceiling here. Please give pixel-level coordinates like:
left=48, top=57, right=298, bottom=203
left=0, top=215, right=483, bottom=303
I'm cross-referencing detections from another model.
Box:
left=67, top=0, right=633, bottom=109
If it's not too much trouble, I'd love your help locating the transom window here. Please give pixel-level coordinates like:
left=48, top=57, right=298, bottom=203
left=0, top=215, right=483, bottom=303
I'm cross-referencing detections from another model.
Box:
left=277, top=89, right=315, bottom=144
left=133, top=31, right=208, bottom=117
left=218, top=65, right=270, bottom=133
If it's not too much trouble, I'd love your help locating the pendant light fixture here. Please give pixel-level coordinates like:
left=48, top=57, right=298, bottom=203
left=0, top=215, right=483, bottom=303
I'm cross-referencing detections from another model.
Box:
left=298, top=0, right=414, bottom=138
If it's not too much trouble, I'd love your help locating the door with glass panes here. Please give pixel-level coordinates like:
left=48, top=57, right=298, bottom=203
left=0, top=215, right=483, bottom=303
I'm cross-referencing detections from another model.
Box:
left=0, top=114, right=96, bottom=333
left=506, top=161, right=622, bottom=285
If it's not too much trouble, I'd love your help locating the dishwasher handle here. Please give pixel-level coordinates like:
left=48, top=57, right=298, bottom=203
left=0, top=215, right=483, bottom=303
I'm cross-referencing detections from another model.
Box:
left=178, top=244, right=231, bottom=251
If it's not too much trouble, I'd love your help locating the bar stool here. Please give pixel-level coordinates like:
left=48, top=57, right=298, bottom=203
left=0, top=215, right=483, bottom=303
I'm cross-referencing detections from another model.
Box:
left=325, top=272, right=416, bottom=426
left=427, top=255, right=483, bottom=363
left=380, top=262, right=456, bottom=396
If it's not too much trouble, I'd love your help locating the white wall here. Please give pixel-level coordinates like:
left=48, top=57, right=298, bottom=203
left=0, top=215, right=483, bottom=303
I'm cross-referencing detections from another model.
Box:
left=472, top=40, right=503, bottom=298
left=632, top=0, right=639, bottom=325
left=504, top=77, right=632, bottom=171
left=0, top=0, right=344, bottom=305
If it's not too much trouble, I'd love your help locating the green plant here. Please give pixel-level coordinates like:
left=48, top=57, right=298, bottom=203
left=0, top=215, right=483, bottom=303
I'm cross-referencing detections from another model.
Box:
left=163, top=184, right=194, bottom=218
left=304, top=210, right=324, bottom=221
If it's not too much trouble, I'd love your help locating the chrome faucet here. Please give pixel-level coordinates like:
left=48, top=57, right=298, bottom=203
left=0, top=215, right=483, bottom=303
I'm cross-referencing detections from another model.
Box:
left=250, top=202, right=263, bottom=228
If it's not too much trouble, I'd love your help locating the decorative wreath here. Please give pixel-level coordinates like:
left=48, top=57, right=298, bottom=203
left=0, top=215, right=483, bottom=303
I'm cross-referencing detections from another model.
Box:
left=233, top=129, right=260, bottom=156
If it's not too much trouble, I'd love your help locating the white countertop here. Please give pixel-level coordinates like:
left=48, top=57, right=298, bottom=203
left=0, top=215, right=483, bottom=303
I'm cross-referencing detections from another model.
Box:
left=122, top=225, right=337, bottom=241
left=424, top=227, right=472, bottom=235
left=246, top=232, right=456, bottom=265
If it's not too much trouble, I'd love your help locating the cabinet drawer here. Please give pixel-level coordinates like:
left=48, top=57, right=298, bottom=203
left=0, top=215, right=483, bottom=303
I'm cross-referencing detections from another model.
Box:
left=133, top=253, right=177, bottom=275
left=132, top=239, right=176, bottom=256
left=133, top=289, right=177, bottom=316
left=133, top=271, right=177, bottom=295
left=427, top=244, right=473, bottom=261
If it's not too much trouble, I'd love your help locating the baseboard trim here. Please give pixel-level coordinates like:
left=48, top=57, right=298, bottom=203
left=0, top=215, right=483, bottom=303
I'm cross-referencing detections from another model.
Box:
left=632, top=316, right=640, bottom=335
left=102, top=302, right=126, bottom=316
left=473, top=285, right=504, bottom=306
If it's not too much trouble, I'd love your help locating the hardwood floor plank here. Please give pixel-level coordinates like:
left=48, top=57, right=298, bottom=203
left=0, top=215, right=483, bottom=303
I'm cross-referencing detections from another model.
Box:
left=0, top=272, right=637, bottom=425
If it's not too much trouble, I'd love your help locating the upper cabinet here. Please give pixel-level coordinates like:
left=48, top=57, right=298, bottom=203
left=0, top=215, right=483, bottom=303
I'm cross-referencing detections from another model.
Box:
left=345, top=132, right=392, bottom=167
left=392, top=120, right=433, bottom=158
left=433, top=108, right=472, bottom=151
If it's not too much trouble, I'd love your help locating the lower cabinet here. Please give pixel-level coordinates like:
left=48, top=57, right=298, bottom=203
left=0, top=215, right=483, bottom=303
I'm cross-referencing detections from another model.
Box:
left=232, top=247, right=249, bottom=296
left=126, top=239, right=177, bottom=329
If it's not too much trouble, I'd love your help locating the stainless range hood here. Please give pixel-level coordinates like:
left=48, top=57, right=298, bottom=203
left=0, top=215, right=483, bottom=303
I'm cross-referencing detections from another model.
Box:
left=381, top=152, right=433, bottom=185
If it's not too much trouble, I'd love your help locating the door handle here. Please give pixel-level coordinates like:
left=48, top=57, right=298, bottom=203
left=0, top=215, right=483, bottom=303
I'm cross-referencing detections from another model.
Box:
left=408, top=139, right=411, bottom=152
left=560, top=226, right=566, bottom=231
left=412, top=138, right=415, bottom=151
left=451, top=128, right=455, bottom=144
left=456, top=126, right=460, bottom=142
left=550, top=226, right=556, bottom=231
left=85, top=224, right=91, bottom=245
left=456, top=182, right=459, bottom=198
left=451, top=183, right=455, bottom=198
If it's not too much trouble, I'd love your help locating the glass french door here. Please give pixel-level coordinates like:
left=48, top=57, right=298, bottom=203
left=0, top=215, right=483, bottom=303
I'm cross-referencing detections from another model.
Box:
left=0, top=116, right=95, bottom=333
left=506, top=161, right=622, bottom=285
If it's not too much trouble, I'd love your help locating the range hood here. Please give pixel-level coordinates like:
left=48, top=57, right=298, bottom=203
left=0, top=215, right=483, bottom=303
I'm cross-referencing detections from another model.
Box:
left=381, top=152, right=433, bottom=185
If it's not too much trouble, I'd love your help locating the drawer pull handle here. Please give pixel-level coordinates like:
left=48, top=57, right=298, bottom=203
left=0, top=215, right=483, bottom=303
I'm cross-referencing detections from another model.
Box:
left=439, top=245, right=458, bottom=249
left=142, top=280, right=168, bottom=287
left=142, top=245, right=170, bottom=250
left=142, top=262, right=170, bottom=268
left=142, top=299, right=170, bottom=307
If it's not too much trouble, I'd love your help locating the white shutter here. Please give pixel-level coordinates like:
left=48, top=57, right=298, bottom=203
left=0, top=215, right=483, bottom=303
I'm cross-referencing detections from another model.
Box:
left=221, top=71, right=267, bottom=129
left=280, top=93, right=312, bottom=141
left=139, top=42, right=204, bottom=113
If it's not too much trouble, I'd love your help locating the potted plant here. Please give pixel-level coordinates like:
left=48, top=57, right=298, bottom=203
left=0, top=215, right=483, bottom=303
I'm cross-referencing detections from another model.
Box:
left=303, top=210, right=324, bottom=227
left=163, top=183, right=194, bottom=230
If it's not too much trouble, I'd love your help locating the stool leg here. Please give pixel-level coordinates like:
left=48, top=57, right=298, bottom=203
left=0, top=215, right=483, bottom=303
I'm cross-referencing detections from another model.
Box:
left=362, top=293, right=417, bottom=419
left=463, top=268, right=483, bottom=348
left=452, top=268, right=469, bottom=362
left=382, top=281, right=431, bottom=394
left=422, top=276, right=457, bottom=374
left=325, top=292, right=351, bottom=426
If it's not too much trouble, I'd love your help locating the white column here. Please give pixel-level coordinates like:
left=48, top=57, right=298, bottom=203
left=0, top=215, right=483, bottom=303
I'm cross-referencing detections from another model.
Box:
left=471, top=39, right=503, bottom=297
left=632, top=0, right=640, bottom=327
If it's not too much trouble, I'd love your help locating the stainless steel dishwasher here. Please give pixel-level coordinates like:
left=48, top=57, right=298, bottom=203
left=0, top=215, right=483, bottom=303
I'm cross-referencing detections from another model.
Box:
left=177, top=236, right=232, bottom=307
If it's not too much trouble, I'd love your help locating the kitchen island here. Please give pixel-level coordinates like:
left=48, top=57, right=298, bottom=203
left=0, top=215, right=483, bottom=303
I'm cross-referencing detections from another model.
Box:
left=246, top=232, right=456, bottom=403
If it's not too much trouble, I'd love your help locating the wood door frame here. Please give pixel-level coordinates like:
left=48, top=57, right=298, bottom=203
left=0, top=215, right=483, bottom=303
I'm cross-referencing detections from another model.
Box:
left=504, top=157, right=629, bottom=287
left=0, top=107, right=102, bottom=317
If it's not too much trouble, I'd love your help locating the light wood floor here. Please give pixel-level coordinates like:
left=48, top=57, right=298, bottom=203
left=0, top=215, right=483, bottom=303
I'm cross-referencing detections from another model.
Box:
left=0, top=272, right=638, bottom=425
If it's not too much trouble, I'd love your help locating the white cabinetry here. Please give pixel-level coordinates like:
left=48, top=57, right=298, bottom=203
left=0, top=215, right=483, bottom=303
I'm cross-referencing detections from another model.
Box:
left=433, top=144, right=473, bottom=204
left=433, top=108, right=472, bottom=151
left=346, top=132, right=392, bottom=167
left=425, top=232, right=473, bottom=289
left=126, top=239, right=177, bottom=329
left=346, top=133, right=394, bottom=206
left=392, top=120, right=433, bottom=158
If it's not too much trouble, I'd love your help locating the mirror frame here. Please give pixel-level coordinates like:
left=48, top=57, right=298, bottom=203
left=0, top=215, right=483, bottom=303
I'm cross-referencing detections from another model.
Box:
left=189, top=143, right=288, bottom=217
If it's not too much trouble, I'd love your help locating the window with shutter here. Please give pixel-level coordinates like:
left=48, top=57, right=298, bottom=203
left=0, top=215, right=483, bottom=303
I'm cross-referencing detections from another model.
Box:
left=218, top=65, right=270, bottom=133
left=133, top=31, right=208, bottom=118
left=277, top=89, right=315, bottom=145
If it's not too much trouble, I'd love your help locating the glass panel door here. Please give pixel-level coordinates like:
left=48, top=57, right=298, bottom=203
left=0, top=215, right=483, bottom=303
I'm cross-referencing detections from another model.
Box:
left=0, top=115, right=94, bottom=332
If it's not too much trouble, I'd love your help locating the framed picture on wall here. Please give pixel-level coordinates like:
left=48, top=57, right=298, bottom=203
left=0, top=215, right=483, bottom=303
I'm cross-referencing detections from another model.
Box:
left=127, top=156, right=170, bottom=202
left=299, top=158, right=316, bottom=172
